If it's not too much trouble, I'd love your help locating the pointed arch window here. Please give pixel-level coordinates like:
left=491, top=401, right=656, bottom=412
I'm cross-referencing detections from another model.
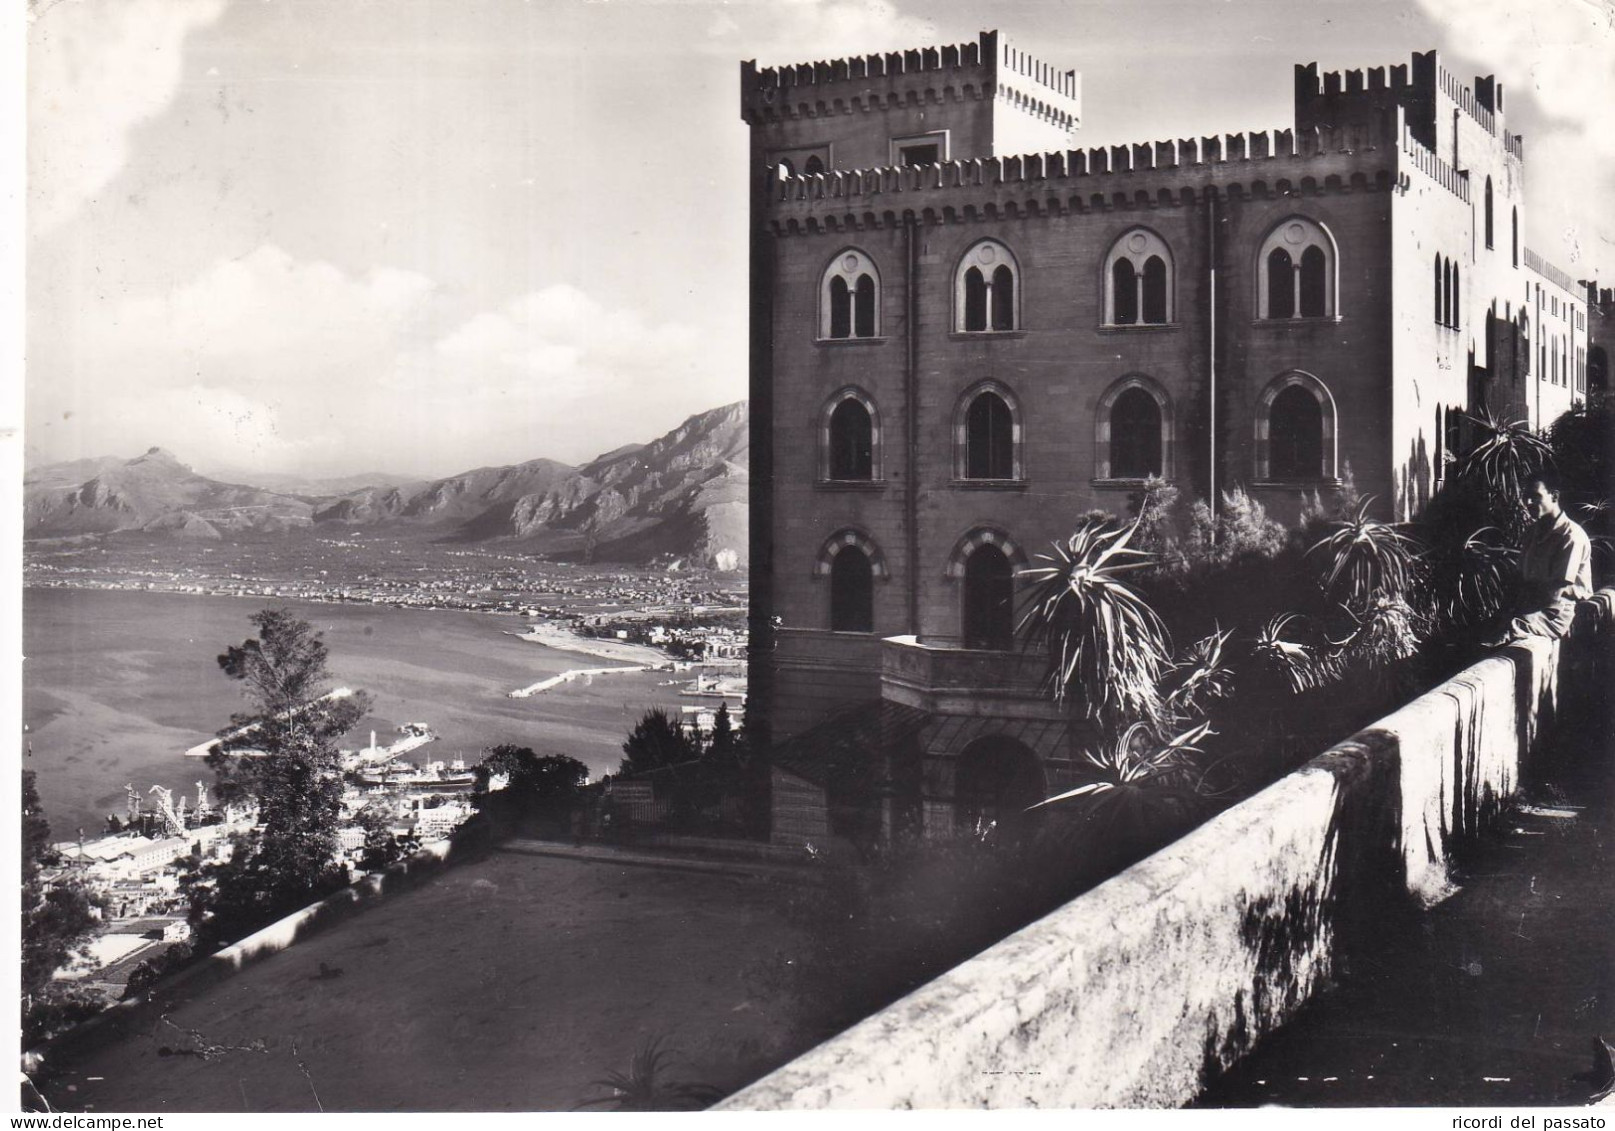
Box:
left=1512, top=207, right=1519, bottom=267
left=1096, top=376, right=1173, bottom=481
left=819, top=388, right=882, bottom=482
left=1256, top=371, right=1338, bottom=482
left=1434, top=255, right=1443, bottom=324
left=1257, top=218, right=1338, bottom=319
left=955, top=240, right=1019, bottom=332
left=947, top=529, right=1027, bottom=651
left=815, top=529, right=887, bottom=633
left=1104, top=229, right=1174, bottom=326
left=820, top=249, right=880, bottom=340
left=954, top=383, right=1022, bottom=481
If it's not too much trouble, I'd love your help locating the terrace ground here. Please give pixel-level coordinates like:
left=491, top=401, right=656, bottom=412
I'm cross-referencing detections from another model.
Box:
left=41, top=850, right=833, bottom=1112
left=1201, top=701, right=1615, bottom=1107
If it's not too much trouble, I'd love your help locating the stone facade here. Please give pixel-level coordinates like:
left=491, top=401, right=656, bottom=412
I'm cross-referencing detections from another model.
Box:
left=740, top=30, right=1601, bottom=834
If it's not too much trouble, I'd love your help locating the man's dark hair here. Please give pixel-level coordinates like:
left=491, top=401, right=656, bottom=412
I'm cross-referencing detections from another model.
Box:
left=1527, top=466, right=1563, bottom=497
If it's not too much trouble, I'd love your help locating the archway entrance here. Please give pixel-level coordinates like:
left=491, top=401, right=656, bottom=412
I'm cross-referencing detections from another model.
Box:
left=954, top=735, right=1046, bottom=841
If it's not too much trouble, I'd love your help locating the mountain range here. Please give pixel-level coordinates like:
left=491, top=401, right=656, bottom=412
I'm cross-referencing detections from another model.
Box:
left=24, top=401, right=748, bottom=568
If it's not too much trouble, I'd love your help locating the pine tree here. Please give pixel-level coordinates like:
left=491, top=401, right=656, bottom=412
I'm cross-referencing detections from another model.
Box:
left=21, top=772, right=101, bottom=1045
left=191, top=610, right=370, bottom=950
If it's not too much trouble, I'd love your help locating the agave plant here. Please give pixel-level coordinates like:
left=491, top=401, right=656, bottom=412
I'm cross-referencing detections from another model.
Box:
left=1441, top=526, right=1519, bottom=628
left=1452, top=409, right=1553, bottom=514
left=1017, top=515, right=1172, bottom=725
left=1305, top=495, right=1423, bottom=613
left=1251, top=613, right=1347, bottom=693
left=575, top=1037, right=723, bottom=1112
left=1159, top=628, right=1235, bottom=724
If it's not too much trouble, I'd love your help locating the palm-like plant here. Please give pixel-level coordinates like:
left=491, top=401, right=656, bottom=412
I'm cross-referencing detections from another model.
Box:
left=1030, top=720, right=1216, bottom=804
left=1159, top=629, right=1234, bottom=724
left=1017, top=515, right=1172, bottom=726
left=1453, top=409, right=1553, bottom=517
left=1305, top=496, right=1423, bottom=613
left=575, top=1037, right=722, bottom=1112
left=1251, top=613, right=1347, bottom=693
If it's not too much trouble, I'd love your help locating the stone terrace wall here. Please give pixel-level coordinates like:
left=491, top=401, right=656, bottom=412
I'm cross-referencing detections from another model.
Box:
left=719, top=590, right=1614, bottom=1109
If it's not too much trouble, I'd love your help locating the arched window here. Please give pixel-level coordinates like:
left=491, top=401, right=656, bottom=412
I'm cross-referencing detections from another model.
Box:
left=1434, top=255, right=1443, bottom=324
left=963, top=544, right=1015, bottom=650
left=829, top=546, right=874, bottom=632
left=828, top=399, right=872, bottom=480
left=804, top=154, right=826, bottom=176
left=1267, top=249, right=1294, bottom=318
left=1257, top=371, right=1338, bottom=482
left=819, top=388, right=881, bottom=481
left=816, top=529, right=887, bottom=632
left=1484, top=177, right=1494, bottom=249
left=1104, top=229, right=1174, bottom=326
left=1443, top=259, right=1453, bottom=327
left=820, top=249, right=880, bottom=340
left=1299, top=247, right=1326, bottom=318
left=1096, top=376, right=1172, bottom=481
left=955, top=736, right=1046, bottom=840
left=959, top=386, right=1018, bottom=480
left=1257, top=218, right=1338, bottom=319
left=1452, top=266, right=1460, bottom=329
left=1512, top=207, right=1519, bottom=267
left=1112, top=258, right=1138, bottom=324
left=1110, top=388, right=1164, bottom=479
left=956, top=240, right=1019, bottom=332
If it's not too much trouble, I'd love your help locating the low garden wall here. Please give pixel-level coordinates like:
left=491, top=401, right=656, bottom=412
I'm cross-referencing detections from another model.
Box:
left=719, top=590, right=1615, bottom=1110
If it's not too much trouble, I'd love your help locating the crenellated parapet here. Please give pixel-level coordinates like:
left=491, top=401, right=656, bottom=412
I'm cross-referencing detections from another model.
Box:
left=1295, top=49, right=1520, bottom=162
left=740, top=29, right=1079, bottom=133
left=761, top=117, right=1405, bottom=233
left=1524, top=248, right=1580, bottom=294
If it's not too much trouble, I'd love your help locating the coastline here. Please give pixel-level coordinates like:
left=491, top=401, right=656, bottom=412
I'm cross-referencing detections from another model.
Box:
left=507, top=623, right=669, bottom=666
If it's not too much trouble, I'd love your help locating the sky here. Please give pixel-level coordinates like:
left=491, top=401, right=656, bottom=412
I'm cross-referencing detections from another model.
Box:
left=19, top=0, right=1615, bottom=480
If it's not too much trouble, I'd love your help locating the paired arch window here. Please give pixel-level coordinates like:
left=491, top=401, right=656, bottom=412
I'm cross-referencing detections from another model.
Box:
left=956, top=240, right=1019, bottom=332
left=1104, top=229, right=1173, bottom=326
left=1256, top=372, right=1338, bottom=482
left=1257, top=218, right=1337, bottom=319
left=820, top=389, right=880, bottom=481
left=954, top=383, right=1022, bottom=481
left=820, top=250, right=880, bottom=340
left=1435, top=256, right=1461, bottom=328
left=947, top=529, right=1026, bottom=651
left=1096, top=377, right=1172, bottom=480
left=816, top=529, right=886, bottom=633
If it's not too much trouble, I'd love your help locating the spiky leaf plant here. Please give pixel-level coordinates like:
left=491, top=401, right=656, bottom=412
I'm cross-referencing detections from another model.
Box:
left=575, top=1037, right=722, bottom=1112
left=1017, top=516, right=1172, bottom=726
left=1305, top=495, right=1423, bottom=613
left=1251, top=613, right=1347, bottom=693
left=1453, top=410, right=1553, bottom=524
left=1159, top=628, right=1234, bottom=725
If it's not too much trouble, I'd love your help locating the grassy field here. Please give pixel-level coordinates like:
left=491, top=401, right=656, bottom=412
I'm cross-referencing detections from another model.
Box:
left=23, top=588, right=674, bottom=833
left=42, top=851, right=823, bottom=1112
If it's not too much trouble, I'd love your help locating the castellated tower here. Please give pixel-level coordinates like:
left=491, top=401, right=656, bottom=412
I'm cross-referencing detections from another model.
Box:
left=740, top=30, right=1081, bottom=176
left=741, top=31, right=1594, bottom=845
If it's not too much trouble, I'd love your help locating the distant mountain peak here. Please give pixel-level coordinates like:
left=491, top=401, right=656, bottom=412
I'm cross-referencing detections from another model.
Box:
left=131, top=447, right=188, bottom=469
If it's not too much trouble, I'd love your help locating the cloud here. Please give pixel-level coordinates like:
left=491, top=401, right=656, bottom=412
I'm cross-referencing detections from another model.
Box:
left=703, top=0, right=939, bottom=65
left=1412, top=0, right=1615, bottom=274
left=432, top=284, right=704, bottom=392
left=28, top=0, right=228, bottom=234
left=31, top=248, right=734, bottom=475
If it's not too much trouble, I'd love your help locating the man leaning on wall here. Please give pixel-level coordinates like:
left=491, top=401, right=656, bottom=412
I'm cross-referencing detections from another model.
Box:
left=1483, top=468, right=1594, bottom=646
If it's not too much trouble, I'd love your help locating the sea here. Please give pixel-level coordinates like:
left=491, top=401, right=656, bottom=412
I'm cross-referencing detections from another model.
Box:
left=21, top=587, right=678, bottom=837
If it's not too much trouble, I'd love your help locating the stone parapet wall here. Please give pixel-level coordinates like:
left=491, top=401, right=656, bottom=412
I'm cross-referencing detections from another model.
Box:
left=719, top=590, right=1613, bottom=1109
